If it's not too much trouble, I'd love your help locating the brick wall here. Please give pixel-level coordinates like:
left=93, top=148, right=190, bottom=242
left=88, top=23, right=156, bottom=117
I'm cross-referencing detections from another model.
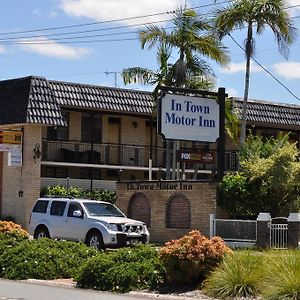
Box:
left=166, top=193, right=191, bottom=228
left=0, top=152, right=2, bottom=216
left=1, top=125, right=41, bottom=228
left=116, top=181, right=216, bottom=243
left=128, top=192, right=151, bottom=227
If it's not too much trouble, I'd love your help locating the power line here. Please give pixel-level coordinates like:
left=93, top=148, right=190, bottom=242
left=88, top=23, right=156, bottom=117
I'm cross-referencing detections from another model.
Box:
left=0, top=1, right=233, bottom=37
left=228, top=33, right=300, bottom=102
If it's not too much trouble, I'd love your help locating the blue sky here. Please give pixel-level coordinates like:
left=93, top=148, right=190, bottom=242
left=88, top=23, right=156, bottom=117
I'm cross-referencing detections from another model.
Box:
left=1, top=0, right=300, bottom=105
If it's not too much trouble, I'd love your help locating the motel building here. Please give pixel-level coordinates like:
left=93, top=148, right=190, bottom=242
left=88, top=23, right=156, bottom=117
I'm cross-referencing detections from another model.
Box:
left=0, top=76, right=300, bottom=241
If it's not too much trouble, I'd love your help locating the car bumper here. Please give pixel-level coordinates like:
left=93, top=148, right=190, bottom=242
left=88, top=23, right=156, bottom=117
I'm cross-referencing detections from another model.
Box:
left=106, top=233, right=149, bottom=248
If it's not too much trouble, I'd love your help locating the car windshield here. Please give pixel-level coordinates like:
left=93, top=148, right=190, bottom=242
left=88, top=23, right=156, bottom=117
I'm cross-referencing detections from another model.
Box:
left=83, top=202, right=125, bottom=217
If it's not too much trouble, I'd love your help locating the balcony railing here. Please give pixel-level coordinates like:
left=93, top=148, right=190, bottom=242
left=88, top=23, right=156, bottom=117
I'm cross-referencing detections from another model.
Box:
left=42, top=140, right=239, bottom=171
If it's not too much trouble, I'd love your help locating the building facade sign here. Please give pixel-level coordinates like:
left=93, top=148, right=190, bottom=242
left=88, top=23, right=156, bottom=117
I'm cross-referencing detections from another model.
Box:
left=0, top=144, right=21, bottom=152
left=8, top=151, right=22, bottom=167
left=158, top=94, right=219, bottom=142
left=0, top=131, right=22, bottom=144
left=177, top=150, right=215, bottom=164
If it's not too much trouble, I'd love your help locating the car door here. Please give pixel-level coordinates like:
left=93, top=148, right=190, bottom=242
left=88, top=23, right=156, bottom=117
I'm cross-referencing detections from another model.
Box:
left=49, top=200, right=67, bottom=238
left=62, top=202, right=86, bottom=241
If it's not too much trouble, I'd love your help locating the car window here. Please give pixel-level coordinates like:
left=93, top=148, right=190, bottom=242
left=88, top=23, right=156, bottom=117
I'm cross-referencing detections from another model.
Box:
left=83, top=202, right=125, bottom=217
left=50, top=201, right=67, bottom=216
left=32, top=200, right=49, bottom=213
left=67, top=202, right=83, bottom=217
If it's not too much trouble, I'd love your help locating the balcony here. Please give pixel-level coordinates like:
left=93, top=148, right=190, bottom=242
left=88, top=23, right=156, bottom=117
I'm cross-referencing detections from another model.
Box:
left=42, top=140, right=165, bottom=168
left=42, top=140, right=239, bottom=171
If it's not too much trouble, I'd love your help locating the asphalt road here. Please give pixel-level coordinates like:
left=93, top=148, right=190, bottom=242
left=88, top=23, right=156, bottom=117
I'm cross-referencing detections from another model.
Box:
left=0, top=279, right=162, bottom=300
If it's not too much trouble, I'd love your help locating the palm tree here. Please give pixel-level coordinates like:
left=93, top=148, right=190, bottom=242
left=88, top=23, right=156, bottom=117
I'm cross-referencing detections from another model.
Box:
left=214, top=0, right=296, bottom=145
left=122, top=42, right=172, bottom=86
left=139, top=7, right=229, bottom=87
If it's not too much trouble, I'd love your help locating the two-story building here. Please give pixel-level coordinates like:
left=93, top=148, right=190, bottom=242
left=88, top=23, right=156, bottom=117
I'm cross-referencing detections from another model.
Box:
left=0, top=75, right=300, bottom=232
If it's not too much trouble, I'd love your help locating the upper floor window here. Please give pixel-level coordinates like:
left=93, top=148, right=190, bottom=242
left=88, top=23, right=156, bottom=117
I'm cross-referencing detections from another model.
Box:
left=81, top=113, right=102, bottom=143
left=47, top=112, right=69, bottom=141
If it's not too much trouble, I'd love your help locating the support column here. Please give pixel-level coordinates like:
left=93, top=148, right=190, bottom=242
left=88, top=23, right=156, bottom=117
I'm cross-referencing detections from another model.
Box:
left=288, top=213, right=300, bottom=249
left=256, top=212, right=271, bottom=249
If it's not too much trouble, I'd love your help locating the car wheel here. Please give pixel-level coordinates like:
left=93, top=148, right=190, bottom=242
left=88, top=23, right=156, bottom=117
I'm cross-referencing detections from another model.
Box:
left=86, top=231, right=105, bottom=250
left=34, top=226, right=50, bottom=239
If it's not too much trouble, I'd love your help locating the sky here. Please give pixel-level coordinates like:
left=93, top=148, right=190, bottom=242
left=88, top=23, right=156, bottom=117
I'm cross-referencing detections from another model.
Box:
left=1, top=0, right=300, bottom=105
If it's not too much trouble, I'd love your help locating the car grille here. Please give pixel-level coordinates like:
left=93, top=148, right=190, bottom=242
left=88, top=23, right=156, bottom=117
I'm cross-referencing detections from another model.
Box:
left=121, top=224, right=144, bottom=234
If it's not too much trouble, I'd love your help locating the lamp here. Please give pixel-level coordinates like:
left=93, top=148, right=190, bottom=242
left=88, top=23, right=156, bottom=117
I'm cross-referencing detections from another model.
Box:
left=33, top=143, right=42, bottom=163
left=132, top=121, right=138, bottom=128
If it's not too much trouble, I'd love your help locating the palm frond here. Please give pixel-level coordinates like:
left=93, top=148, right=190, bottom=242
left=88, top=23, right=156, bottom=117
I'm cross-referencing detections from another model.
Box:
left=121, top=67, right=156, bottom=85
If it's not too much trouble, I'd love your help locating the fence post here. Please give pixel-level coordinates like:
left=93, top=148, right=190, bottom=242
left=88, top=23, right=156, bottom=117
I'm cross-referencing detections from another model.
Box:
left=209, top=214, right=215, bottom=238
left=257, top=212, right=271, bottom=249
left=288, top=213, right=300, bottom=249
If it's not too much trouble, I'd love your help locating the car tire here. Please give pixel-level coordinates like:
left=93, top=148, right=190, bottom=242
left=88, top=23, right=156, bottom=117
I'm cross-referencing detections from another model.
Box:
left=34, top=226, right=50, bottom=239
left=86, top=231, right=105, bottom=250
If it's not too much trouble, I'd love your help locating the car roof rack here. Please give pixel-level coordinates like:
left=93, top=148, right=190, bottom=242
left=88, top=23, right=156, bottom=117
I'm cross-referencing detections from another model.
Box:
left=43, top=195, right=74, bottom=199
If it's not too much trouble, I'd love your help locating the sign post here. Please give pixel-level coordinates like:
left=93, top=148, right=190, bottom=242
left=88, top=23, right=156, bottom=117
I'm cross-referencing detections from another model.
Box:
left=157, top=86, right=227, bottom=181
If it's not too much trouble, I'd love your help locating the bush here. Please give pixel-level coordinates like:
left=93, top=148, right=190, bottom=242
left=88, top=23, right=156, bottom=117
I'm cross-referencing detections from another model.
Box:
left=42, top=185, right=116, bottom=204
left=0, top=221, right=29, bottom=238
left=159, top=230, right=230, bottom=284
left=262, top=250, right=300, bottom=300
left=0, top=238, right=97, bottom=280
left=76, top=245, right=165, bottom=292
left=0, top=232, right=28, bottom=255
left=203, top=251, right=263, bottom=299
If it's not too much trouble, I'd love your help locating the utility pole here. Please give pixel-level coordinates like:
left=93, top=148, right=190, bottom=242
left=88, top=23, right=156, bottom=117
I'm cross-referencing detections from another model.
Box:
left=105, top=71, right=120, bottom=88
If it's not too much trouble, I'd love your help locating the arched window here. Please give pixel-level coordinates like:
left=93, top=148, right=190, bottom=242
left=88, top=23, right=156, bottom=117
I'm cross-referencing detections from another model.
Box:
left=166, top=193, right=191, bottom=228
left=128, top=192, right=151, bottom=227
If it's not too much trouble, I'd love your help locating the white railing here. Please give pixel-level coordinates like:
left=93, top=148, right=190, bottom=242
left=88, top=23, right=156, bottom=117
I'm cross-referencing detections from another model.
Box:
left=270, top=223, right=288, bottom=249
left=41, top=177, right=117, bottom=191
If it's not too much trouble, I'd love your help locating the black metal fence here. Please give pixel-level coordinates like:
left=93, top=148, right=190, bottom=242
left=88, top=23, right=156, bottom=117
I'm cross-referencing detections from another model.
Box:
left=42, top=140, right=239, bottom=170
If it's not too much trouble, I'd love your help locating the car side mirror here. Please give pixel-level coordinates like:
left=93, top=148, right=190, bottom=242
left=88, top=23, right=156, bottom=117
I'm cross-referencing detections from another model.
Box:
left=73, top=210, right=83, bottom=218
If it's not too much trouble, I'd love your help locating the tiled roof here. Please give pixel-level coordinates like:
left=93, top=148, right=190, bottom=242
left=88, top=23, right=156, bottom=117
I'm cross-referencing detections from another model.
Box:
left=232, top=98, right=300, bottom=126
left=48, top=80, right=154, bottom=114
left=1, top=75, right=300, bottom=127
left=0, top=76, right=154, bottom=126
left=0, top=76, right=65, bottom=126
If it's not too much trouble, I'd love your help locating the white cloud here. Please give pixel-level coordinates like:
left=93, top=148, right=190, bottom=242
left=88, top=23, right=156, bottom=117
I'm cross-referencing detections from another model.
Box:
left=60, top=0, right=187, bottom=25
left=273, top=61, right=300, bottom=79
left=220, top=62, right=263, bottom=74
left=286, top=0, right=300, bottom=15
left=18, top=37, right=91, bottom=60
left=226, top=87, right=239, bottom=97
left=0, top=45, right=6, bottom=54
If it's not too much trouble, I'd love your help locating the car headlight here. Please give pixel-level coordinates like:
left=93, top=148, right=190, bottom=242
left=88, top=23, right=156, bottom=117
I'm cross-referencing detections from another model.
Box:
left=107, top=224, right=119, bottom=232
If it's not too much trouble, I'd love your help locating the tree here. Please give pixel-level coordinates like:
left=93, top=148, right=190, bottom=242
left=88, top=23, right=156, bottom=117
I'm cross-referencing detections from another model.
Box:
left=218, top=134, right=300, bottom=217
left=139, top=7, right=229, bottom=87
left=215, top=0, right=296, bottom=145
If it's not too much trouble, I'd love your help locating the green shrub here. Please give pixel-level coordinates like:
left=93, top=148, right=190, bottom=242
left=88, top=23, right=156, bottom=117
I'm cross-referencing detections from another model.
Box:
left=262, top=250, right=300, bottom=300
left=0, top=238, right=97, bottom=280
left=42, top=185, right=116, bottom=204
left=203, top=251, right=263, bottom=299
left=159, top=230, right=230, bottom=284
left=76, top=245, right=164, bottom=292
left=0, top=232, right=28, bottom=255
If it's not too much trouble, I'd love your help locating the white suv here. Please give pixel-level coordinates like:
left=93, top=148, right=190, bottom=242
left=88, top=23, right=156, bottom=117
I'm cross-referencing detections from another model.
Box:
left=28, top=197, right=150, bottom=249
